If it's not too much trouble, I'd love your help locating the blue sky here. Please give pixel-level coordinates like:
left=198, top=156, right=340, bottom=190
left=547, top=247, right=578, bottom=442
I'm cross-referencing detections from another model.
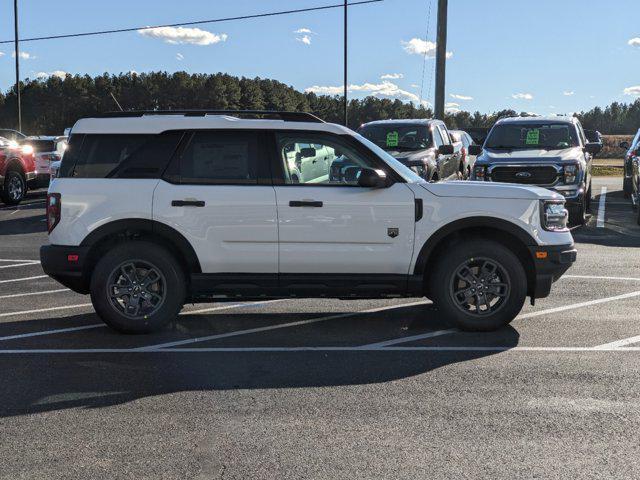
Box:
left=0, top=0, right=639, bottom=116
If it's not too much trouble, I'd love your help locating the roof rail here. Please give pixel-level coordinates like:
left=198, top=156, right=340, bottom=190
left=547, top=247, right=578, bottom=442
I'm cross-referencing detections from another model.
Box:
left=93, top=110, right=325, bottom=123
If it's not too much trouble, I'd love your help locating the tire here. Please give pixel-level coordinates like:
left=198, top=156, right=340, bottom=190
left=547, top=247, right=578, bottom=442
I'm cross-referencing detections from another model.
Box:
left=568, top=195, right=587, bottom=226
left=585, top=183, right=592, bottom=212
left=0, top=170, right=26, bottom=206
left=90, top=241, right=186, bottom=334
left=623, top=176, right=632, bottom=199
left=429, top=239, right=527, bottom=332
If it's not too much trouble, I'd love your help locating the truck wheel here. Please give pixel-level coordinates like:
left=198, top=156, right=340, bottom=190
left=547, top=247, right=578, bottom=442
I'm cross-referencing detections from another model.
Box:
left=90, top=241, right=186, bottom=334
left=623, top=176, right=632, bottom=199
left=430, top=239, right=527, bottom=331
left=568, top=197, right=587, bottom=226
left=0, top=170, right=26, bottom=206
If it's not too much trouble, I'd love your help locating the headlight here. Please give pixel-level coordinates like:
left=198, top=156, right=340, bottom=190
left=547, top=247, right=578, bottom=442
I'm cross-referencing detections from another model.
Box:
left=541, top=200, right=568, bottom=231
left=563, top=164, right=579, bottom=184
left=473, top=165, right=487, bottom=180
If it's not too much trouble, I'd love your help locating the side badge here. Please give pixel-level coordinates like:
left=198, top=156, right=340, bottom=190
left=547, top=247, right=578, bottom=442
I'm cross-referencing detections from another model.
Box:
left=387, top=228, right=399, bottom=238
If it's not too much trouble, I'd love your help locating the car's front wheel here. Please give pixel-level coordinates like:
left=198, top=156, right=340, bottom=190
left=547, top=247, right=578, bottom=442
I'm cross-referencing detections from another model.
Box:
left=429, top=239, right=527, bottom=331
left=0, top=170, right=26, bottom=206
left=568, top=194, right=587, bottom=226
left=90, top=241, right=186, bottom=333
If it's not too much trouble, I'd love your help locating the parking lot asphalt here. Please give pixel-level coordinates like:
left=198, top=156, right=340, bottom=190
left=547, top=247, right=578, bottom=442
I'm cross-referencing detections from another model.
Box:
left=1, top=177, right=640, bottom=479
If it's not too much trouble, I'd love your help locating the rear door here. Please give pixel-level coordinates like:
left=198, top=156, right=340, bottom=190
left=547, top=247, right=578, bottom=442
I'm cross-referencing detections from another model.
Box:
left=271, top=131, right=416, bottom=275
left=153, top=130, right=278, bottom=274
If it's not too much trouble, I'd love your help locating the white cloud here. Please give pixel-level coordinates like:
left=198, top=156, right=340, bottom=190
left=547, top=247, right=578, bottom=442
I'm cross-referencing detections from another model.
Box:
left=12, top=51, right=34, bottom=59
left=138, top=26, right=227, bottom=45
left=294, top=28, right=315, bottom=45
left=401, top=38, right=452, bottom=59
left=563, top=91, right=575, bottom=96
left=410, top=83, right=419, bottom=88
left=36, top=70, right=67, bottom=79
left=450, top=93, right=473, bottom=101
left=623, top=85, right=640, bottom=96
left=0, top=51, right=4, bottom=57
left=628, top=37, right=640, bottom=47
left=176, top=53, right=184, bottom=61
left=294, top=28, right=313, bottom=34
left=380, top=73, right=403, bottom=80
left=305, top=80, right=427, bottom=104
left=297, top=35, right=312, bottom=45
left=512, top=93, right=534, bottom=100
left=445, top=102, right=460, bottom=108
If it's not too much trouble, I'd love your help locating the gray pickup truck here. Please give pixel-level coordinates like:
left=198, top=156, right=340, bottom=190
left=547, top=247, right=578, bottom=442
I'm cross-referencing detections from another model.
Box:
left=470, top=116, right=601, bottom=225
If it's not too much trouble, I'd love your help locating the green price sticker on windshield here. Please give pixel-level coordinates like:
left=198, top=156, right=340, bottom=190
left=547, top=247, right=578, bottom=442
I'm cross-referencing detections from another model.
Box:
left=525, top=129, right=540, bottom=145
left=386, top=131, right=399, bottom=147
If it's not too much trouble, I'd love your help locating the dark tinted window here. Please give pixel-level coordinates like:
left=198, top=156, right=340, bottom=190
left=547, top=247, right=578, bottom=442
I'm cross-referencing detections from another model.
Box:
left=485, top=123, right=580, bottom=150
left=358, top=124, right=432, bottom=152
left=69, top=133, right=182, bottom=179
left=178, top=131, right=260, bottom=184
left=26, top=140, right=55, bottom=153
left=58, top=134, right=85, bottom=178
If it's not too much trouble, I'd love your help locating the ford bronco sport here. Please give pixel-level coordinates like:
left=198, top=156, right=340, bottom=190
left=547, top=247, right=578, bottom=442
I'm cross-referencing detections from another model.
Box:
left=41, top=110, right=576, bottom=333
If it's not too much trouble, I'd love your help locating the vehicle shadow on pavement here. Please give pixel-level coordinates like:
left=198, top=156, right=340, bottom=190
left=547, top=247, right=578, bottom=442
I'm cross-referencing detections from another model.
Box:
left=0, top=308, right=520, bottom=418
left=0, top=213, right=47, bottom=236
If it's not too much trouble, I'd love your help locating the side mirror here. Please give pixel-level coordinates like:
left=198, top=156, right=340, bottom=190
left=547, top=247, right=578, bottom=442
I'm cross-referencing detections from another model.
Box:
left=438, top=144, right=454, bottom=155
left=300, top=147, right=316, bottom=158
left=468, top=145, right=483, bottom=156
left=619, top=141, right=630, bottom=150
left=358, top=168, right=387, bottom=188
left=584, top=142, right=602, bottom=155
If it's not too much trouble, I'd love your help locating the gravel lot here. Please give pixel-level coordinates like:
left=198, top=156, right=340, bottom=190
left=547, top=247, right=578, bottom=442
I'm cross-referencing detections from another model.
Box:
left=1, top=176, right=639, bottom=479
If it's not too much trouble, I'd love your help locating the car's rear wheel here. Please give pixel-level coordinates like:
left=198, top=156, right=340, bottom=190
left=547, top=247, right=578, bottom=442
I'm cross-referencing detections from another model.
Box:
left=623, top=176, right=632, bottom=199
left=568, top=194, right=587, bottom=226
left=429, top=239, right=527, bottom=331
left=90, top=241, right=186, bottom=333
left=0, top=170, right=26, bottom=206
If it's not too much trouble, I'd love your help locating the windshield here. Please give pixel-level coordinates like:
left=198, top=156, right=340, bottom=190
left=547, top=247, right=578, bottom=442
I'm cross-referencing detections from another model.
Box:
left=354, top=133, right=425, bottom=184
left=485, top=123, right=580, bottom=150
left=358, top=124, right=432, bottom=152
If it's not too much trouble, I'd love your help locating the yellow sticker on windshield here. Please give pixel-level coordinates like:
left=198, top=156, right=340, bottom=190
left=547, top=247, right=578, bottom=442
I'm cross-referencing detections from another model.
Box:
left=386, top=131, right=399, bottom=147
left=525, top=129, right=540, bottom=145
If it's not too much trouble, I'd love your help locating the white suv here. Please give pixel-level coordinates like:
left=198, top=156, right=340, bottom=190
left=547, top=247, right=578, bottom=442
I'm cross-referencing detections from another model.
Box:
left=41, top=110, right=576, bottom=333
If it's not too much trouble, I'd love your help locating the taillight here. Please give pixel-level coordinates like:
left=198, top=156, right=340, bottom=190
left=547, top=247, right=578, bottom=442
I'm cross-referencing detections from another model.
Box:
left=47, top=193, right=61, bottom=234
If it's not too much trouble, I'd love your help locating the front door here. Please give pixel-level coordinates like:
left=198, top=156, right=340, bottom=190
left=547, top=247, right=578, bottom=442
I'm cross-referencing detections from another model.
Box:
left=272, top=131, right=416, bottom=275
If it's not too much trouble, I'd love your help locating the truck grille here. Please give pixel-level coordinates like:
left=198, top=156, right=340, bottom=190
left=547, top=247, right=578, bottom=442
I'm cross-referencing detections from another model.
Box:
left=490, top=166, right=559, bottom=185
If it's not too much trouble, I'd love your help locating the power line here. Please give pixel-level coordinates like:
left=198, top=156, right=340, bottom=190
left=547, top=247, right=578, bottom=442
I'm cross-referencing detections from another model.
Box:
left=418, top=0, right=434, bottom=107
left=0, top=0, right=383, bottom=44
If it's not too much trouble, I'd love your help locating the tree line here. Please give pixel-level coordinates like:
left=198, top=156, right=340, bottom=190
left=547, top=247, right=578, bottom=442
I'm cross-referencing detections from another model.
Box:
left=0, top=71, right=638, bottom=135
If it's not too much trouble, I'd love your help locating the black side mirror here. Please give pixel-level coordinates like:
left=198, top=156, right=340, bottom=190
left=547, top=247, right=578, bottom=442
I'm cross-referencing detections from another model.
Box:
left=468, top=145, right=483, bottom=156
left=619, top=141, right=630, bottom=150
left=584, top=142, right=602, bottom=155
left=438, top=144, right=454, bottom=155
left=300, top=147, right=316, bottom=158
left=358, top=168, right=387, bottom=188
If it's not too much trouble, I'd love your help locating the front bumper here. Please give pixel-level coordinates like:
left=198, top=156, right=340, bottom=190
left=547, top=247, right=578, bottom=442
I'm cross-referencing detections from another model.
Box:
left=40, top=245, right=91, bottom=294
left=529, top=243, right=577, bottom=299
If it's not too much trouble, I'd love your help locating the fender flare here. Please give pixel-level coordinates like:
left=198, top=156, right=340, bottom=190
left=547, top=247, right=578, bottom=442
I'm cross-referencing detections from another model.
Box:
left=413, top=216, right=537, bottom=275
left=80, top=219, right=201, bottom=273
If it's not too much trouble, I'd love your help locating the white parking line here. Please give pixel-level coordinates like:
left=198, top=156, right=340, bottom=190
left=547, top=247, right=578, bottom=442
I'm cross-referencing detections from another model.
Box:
left=0, top=275, right=48, bottom=284
left=136, top=300, right=432, bottom=351
left=0, top=259, right=41, bottom=263
left=516, top=290, right=640, bottom=320
left=564, top=275, right=640, bottom=282
left=0, top=262, right=41, bottom=270
left=182, top=299, right=284, bottom=315
left=0, top=324, right=104, bottom=342
left=596, top=186, right=607, bottom=228
left=593, top=335, right=640, bottom=350
left=360, top=329, right=457, bottom=348
left=0, top=288, right=69, bottom=300
left=0, top=303, right=93, bottom=318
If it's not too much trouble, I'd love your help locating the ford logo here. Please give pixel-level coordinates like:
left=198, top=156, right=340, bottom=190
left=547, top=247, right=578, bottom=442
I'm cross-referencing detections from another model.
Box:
left=515, top=171, right=532, bottom=178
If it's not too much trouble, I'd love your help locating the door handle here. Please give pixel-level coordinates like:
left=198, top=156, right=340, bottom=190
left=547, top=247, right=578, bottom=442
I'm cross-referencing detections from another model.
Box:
left=172, top=200, right=205, bottom=207
left=289, top=200, right=323, bottom=207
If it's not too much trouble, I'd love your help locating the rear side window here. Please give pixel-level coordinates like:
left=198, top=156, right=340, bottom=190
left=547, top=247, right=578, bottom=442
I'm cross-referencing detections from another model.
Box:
left=176, top=131, right=261, bottom=184
left=28, top=140, right=55, bottom=153
left=65, top=133, right=182, bottom=179
left=58, top=134, right=84, bottom=178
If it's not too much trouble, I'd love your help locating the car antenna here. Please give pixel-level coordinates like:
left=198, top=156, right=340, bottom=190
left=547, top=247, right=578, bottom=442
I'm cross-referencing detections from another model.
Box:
left=109, top=92, right=124, bottom=112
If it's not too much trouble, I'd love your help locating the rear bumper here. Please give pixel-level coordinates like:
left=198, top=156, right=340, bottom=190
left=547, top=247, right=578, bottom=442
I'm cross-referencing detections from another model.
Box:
left=529, top=243, right=577, bottom=299
left=40, top=245, right=91, bottom=294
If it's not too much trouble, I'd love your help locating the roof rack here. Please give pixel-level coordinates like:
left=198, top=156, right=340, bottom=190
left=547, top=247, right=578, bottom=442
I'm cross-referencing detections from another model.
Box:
left=93, top=110, right=325, bottom=123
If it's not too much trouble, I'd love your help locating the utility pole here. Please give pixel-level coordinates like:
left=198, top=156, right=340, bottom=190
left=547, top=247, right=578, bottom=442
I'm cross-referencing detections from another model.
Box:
left=13, top=0, right=22, bottom=132
left=434, top=0, right=448, bottom=120
left=343, top=0, right=348, bottom=127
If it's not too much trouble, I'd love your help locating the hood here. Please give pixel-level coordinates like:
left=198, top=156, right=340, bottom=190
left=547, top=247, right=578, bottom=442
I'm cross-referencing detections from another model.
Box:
left=477, top=146, right=582, bottom=164
left=385, top=149, right=433, bottom=165
left=421, top=181, right=562, bottom=201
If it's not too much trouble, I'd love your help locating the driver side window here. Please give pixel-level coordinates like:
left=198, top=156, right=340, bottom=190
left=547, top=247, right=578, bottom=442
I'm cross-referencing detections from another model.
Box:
left=276, top=133, right=376, bottom=185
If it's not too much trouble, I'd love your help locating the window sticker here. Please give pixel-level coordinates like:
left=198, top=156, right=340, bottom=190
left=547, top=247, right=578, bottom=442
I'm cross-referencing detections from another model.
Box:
left=386, top=131, right=399, bottom=148
left=525, top=129, right=540, bottom=145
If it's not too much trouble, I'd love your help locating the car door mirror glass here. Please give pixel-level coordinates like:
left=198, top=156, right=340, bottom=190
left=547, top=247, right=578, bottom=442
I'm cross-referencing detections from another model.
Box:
left=357, top=168, right=387, bottom=188
left=438, top=144, right=454, bottom=155
left=584, top=142, right=602, bottom=155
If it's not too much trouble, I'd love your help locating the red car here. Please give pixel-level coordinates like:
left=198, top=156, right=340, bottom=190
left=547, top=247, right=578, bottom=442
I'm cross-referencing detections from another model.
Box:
left=0, top=136, right=36, bottom=206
